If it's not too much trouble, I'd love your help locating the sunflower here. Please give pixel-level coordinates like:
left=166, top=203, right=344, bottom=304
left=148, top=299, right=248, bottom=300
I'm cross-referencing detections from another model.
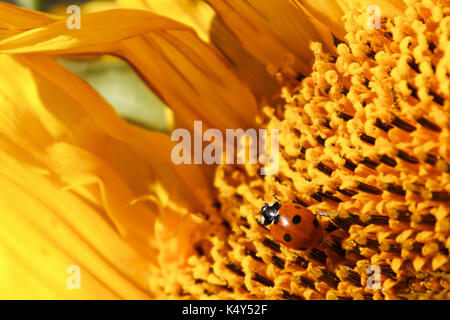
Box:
left=0, top=0, right=448, bottom=300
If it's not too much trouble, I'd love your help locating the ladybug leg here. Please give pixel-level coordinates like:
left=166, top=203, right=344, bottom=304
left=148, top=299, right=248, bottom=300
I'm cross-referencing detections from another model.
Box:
left=315, top=212, right=330, bottom=217
left=273, top=195, right=282, bottom=204
left=270, top=188, right=282, bottom=204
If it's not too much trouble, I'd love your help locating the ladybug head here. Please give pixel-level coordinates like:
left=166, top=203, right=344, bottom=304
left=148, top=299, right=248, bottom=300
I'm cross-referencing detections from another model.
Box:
left=259, top=201, right=281, bottom=226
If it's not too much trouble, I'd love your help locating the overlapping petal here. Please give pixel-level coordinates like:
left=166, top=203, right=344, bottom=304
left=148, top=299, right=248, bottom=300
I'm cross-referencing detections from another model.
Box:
left=0, top=5, right=257, bottom=132
left=347, top=0, right=406, bottom=17
left=117, top=0, right=215, bottom=42
left=0, top=2, right=59, bottom=39
left=0, top=52, right=213, bottom=298
left=290, top=0, right=407, bottom=42
left=289, top=0, right=347, bottom=40
left=116, top=0, right=279, bottom=102
left=208, top=16, right=280, bottom=102
left=205, top=0, right=335, bottom=75
left=0, top=1, right=58, bottom=30
left=0, top=148, right=152, bottom=299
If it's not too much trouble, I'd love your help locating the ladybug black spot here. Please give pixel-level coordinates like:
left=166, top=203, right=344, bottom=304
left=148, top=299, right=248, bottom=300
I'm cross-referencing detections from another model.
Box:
left=292, top=215, right=301, bottom=224
left=283, top=233, right=292, bottom=242
left=313, top=218, right=319, bottom=228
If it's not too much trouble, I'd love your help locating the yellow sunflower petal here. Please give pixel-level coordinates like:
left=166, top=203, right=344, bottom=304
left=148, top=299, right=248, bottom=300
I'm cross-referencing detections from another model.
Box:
left=118, top=32, right=257, bottom=132
left=48, top=1, right=120, bottom=15
left=117, top=0, right=215, bottom=42
left=205, top=0, right=334, bottom=75
left=289, top=0, right=347, bottom=40
left=0, top=1, right=58, bottom=30
left=0, top=7, right=257, bottom=132
left=0, top=9, right=185, bottom=54
left=0, top=149, right=152, bottom=299
left=209, top=16, right=280, bottom=102
left=0, top=2, right=59, bottom=39
left=119, top=0, right=278, bottom=102
left=79, top=1, right=119, bottom=14
left=0, top=51, right=214, bottom=261
left=347, top=0, right=406, bottom=17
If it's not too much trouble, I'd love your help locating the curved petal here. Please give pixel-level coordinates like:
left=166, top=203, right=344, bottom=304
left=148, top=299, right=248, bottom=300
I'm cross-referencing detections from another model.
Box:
left=0, top=2, right=59, bottom=39
left=1, top=52, right=213, bottom=222
left=205, top=0, right=335, bottom=75
left=209, top=16, right=280, bottom=102
left=289, top=0, right=407, bottom=41
left=118, top=32, right=257, bottom=132
left=0, top=7, right=258, bottom=132
left=117, top=0, right=279, bottom=102
left=0, top=149, right=152, bottom=299
left=0, top=9, right=185, bottom=53
left=58, top=56, right=173, bottom=132
left=117, top=0, right=215, bottom=42
left=0, top=53, right=215, bottom=297
left=346, top=0, right=406, bottom=17
left=0, top=2, right=58, bottom=29
left=289, top=0, right=347, bottom=40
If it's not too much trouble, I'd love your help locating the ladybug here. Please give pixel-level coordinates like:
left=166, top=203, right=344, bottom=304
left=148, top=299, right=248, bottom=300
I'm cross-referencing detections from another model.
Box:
left=259, top=200, right=327, bottom=250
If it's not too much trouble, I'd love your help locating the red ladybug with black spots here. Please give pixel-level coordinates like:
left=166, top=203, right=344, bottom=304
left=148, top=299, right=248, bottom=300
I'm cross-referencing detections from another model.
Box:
left=259, top=200, right=328, bottom=250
